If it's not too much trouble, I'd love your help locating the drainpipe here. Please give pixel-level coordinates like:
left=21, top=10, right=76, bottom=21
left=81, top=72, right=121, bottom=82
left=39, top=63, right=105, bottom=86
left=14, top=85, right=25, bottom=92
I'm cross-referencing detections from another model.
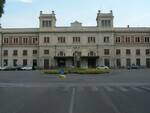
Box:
left=0, top=32, right=3, bottom=67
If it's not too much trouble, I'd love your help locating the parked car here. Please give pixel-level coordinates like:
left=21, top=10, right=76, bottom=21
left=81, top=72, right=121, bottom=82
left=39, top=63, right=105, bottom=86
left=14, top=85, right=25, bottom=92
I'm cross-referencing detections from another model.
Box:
left=127, top=64, right=140, bottom=69
left=96, top=65, right=109, bottom=69
left=0, top=66, right=6, bottom=71
left=1, top=66, right=16, bottom=71
left=21, top=66, right=33, bottom=70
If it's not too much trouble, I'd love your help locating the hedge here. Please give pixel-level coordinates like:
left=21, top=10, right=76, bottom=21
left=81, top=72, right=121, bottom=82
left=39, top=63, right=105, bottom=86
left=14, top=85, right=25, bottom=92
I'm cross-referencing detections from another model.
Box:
left=44, top=68, right=110, bottom=74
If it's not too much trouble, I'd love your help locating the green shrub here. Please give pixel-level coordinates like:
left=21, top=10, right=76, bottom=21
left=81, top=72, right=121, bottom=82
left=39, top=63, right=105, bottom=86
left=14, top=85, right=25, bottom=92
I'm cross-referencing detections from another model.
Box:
left=44, top=68, right=110, bottom=74
left=76, top=68, right=110, bottom=74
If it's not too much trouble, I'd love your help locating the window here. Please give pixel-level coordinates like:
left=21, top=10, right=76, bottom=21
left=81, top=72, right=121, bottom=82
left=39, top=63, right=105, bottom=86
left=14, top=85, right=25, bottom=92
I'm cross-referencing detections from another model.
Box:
left=101, top=20, right=105, bottom=27
left=136, top=49, right=140, bottom=55
left=145, top=37, right=150, bottom=43
left=44, top=37, right=50, bottom=43
left=88, top=37, right=95, bottom=43
left=116, top=49, right=121, bottom=55
left=13, top=59, right=17, bottom=66
left=33, top=50, right=37, bottom=55
left=107, top=20, right=111, bottom=27
left=33, top=37, right=38, bottom=44
left=42, top=21, right=51, bottom=27
left=13, top=50, right=18, bottom=56
left=104, top=49, right=109, bottom=55
left=146, top=58, right=150, bottom=68
left=73, top=37, right=80, bottom=43
left=47, top=21, right=52, bottom=27
left=23, top=50, right=28, bottom=56
left=58, top=51, right=65, bottom=56
left=101, top=20, right=111, bottom=27
left=104, top=59, right=110, bottom=67
left=44, top=59, right=49, bottom=69
left=135, top=37, right=140, bottom=43
left=42, top=21, right=46, bottom=27
left=88, top=51, right=96, bottom=56
left=23, top=59, right=27, bottom=66
left=23, top=38, right=28, bottom=44
left=116, top=59, right=121, bottom=67
left=3, top=59, right=8, bottom=66
left=58, top=37, right=65, bottom=43
left=44, top=50, right=49, bottom=55
left=104, top=36, right=109, bottom=43
left=126, top=58, right=131, bottom=66
left=33, top=59, right=37, bottom=67
left=14, top=38, right=19, bottom=44
left=116, top=37, right=121, bottom=43
left=126, top=37, right=130, bottom=43
left=3, top=50, right=8, bottom=56
left=126, top=49, right=131, bottom=55
left=136, top=58, right=141, bottom=66
left=146, top=49, right=150, bottom=55
left=4, top=38, right=9, bottom=44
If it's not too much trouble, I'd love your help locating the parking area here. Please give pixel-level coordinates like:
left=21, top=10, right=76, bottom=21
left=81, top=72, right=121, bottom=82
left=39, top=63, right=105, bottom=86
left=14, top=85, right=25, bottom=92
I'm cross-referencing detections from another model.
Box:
left=0, top=69, right=150, bottom=113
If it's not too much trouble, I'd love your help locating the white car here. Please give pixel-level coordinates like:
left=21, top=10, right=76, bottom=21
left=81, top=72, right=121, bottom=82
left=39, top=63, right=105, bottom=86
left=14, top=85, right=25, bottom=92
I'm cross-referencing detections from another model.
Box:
left=0, top=67, right=3, bottom=70
left=96, top=65, right=109, bottom=69
left=21, top=66, right=33, bottom=70
left=0, top=66, right=7, bottom=71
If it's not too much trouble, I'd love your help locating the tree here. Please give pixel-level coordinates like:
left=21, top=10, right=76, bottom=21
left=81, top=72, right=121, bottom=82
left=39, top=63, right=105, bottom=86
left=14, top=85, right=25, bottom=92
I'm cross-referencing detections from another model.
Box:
left=0, top=0, right=5, bottom=17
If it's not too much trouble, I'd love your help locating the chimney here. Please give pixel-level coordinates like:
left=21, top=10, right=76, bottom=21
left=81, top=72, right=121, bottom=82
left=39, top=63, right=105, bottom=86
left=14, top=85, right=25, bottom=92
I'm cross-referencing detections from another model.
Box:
left=40, top=11, right=43, bottom=15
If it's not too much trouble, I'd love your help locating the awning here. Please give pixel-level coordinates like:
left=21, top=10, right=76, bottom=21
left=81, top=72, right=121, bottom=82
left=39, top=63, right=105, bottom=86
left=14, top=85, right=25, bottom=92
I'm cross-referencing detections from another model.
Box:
left=54, top=56, right=99, bottom=59
left=54, top=56, right=74, bottom=59
left=81, top=56, right=99, bottom=59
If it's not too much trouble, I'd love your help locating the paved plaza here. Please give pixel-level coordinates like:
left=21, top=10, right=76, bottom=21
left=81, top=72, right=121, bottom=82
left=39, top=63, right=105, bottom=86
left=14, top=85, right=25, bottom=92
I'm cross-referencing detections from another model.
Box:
left=0, top=69, right=150, bottom=113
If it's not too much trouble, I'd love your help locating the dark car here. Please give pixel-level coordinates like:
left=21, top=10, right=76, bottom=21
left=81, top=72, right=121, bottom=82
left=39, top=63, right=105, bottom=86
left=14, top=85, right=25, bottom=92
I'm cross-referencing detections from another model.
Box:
left=15, top=65, right=23, bottom=70
left=127, top=64, right=140, bottom=69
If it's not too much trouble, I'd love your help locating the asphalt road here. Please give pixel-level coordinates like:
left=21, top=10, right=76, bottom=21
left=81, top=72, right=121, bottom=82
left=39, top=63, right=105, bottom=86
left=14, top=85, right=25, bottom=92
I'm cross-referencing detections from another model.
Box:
left=0, top=69, right=150, bottom=113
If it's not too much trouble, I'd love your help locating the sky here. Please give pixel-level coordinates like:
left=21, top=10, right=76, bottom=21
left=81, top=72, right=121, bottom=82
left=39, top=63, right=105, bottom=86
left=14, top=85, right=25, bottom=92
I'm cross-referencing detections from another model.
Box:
left=0, top=0, right=150, bottom=28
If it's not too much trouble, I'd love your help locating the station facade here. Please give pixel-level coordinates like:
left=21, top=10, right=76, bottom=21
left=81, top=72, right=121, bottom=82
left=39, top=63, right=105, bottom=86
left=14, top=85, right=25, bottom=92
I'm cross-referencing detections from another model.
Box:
left=0, top=10, right=150, bottom=69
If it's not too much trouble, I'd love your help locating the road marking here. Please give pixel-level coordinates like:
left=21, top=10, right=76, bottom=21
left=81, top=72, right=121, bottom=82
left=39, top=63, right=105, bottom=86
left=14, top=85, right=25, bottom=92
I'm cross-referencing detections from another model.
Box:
left=104, top=86, right=114, bottom=92
left=118, top=86, right=129, bottom=92
left=131, top=87, right=142, bottom=92
left=141, top=86, right=150, bottom=91
left=101, top=89, right=121, bottom=113
left=69, top=87, right=75, bottom=113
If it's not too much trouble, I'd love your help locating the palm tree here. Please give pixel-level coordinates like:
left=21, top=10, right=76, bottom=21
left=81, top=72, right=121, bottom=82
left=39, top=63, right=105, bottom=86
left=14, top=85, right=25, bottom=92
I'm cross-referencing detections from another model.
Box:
left=0, top=0, right=5, bottom=17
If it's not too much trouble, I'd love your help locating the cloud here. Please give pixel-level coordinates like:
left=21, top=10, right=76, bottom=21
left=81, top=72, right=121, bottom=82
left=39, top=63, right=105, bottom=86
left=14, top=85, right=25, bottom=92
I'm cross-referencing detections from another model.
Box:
left=18, top=0, right=33, bottom=3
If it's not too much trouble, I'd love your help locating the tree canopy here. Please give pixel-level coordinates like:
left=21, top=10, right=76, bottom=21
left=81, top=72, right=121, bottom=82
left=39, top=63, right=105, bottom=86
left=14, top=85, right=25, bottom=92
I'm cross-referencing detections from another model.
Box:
left=0, top=0, right=5, bottom=17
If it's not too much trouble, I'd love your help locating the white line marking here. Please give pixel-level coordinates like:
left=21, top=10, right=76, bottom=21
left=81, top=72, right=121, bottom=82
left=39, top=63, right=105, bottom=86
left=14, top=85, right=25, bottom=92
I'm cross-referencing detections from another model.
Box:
left=118, top=86, right=128, bottom=92
left=141, top=87, right=150, bottom=91
left=101, top=90, right=121, bottom=113
left=131, top=87, right=142, bottom=92
left=104, top=86, right=114, bottom=92
left=69, top=88, right=75, bottom=113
